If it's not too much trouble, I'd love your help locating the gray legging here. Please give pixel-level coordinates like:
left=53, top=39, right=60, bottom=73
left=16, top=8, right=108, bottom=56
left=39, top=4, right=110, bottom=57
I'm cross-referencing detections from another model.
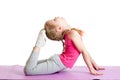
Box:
left=24, top=51, right=66, bottom=75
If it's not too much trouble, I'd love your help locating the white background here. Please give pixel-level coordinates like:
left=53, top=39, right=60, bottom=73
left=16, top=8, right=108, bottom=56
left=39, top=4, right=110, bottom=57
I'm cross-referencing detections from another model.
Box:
left=0, top=0, right=120, bottom=66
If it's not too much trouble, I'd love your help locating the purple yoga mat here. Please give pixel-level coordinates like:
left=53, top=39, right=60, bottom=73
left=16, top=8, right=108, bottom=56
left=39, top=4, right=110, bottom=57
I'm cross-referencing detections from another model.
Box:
left=0, top=65, right=120, bottom=80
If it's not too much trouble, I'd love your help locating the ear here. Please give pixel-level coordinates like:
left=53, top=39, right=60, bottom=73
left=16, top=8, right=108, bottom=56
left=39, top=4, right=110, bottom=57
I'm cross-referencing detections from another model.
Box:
left=56, top=26, right=62, bottom=32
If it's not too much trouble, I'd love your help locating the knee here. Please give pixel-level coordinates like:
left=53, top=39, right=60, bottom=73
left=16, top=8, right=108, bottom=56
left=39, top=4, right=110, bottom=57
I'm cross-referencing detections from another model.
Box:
left=24, top=66, right=32, bottom=76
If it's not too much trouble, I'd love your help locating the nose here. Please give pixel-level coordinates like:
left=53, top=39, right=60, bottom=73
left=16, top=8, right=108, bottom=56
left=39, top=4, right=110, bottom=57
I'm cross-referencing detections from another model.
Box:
left=55, top=17, right=59, bottom=19
left=54, top=17, right=64, bottom=21
left=54, top=17, right=62, bottom=20
left=54, top=17, right=58, bottom=21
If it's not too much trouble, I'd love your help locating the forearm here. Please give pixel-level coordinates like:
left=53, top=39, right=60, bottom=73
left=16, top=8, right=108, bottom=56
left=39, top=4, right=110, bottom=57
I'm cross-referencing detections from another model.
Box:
left=82, top=51, right=95, bottom=72
left=86, top=51, right=98, bottom=66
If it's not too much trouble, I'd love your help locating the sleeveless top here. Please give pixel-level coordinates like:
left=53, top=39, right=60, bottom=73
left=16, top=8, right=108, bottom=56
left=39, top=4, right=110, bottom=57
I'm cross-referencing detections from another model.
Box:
left=60, top=30, right=81, bottom=68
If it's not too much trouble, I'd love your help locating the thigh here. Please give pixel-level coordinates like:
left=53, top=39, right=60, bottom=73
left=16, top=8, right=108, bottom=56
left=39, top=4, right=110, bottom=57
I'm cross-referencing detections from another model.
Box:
left=46, top=58, right=62, bottom=74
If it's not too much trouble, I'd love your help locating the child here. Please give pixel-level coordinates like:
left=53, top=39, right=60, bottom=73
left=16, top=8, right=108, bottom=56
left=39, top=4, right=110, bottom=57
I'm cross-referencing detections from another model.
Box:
left=24, top=17, right=105, bottom=76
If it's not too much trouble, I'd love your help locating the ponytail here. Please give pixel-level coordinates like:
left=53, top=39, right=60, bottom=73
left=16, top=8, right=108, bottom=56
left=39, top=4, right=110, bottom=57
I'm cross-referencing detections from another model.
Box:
left=71, top=28, right=84, bottom=36
left=61, top=28, right=84, bottom=51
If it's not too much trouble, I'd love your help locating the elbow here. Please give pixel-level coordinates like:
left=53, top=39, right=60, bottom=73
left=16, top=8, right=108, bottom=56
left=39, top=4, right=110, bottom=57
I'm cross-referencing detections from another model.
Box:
left=81, top=49, right=87, bottom=55
left=81, top=47, right=88, bottom=54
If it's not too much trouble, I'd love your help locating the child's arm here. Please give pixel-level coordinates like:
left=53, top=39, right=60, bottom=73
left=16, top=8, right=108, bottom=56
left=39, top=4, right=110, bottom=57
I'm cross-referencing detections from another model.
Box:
left=87, top=51, right=105, bottom=70
left=69, top=30, right=103, bottom=75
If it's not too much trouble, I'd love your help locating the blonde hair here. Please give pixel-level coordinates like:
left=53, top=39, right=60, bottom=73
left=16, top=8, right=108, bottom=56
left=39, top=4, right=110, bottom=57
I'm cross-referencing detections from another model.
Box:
left=44, top=20, right=84, bottom=40
left=44, top=22, right=84, bottom=51
left=71, top=28, right=84, bottom=36
left=45, top=25, right=84, bottom=40
left=44, top=21, right=59, bottom=40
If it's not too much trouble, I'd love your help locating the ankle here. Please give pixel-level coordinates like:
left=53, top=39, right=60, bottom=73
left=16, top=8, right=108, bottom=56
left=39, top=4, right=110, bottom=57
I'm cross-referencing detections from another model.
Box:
left=33, top=46, right=40, bottom=53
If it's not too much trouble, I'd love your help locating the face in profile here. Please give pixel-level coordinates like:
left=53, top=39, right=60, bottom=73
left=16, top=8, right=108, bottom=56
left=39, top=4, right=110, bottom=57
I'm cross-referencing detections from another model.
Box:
left=45, top=17, right=68, bottom=41
left=53, top=17, right=68, bottom=27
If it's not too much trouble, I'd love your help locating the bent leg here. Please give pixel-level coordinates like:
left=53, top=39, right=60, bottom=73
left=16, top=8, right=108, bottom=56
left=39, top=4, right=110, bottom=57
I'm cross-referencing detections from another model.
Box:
left=24, top=46, right=40, bottom=75
left=24, top=47, right=66, bottom=75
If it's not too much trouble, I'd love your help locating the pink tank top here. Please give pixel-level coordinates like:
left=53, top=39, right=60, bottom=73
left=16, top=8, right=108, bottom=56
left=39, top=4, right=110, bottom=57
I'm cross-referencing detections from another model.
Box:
left=60, top=31, right=81, bottom=68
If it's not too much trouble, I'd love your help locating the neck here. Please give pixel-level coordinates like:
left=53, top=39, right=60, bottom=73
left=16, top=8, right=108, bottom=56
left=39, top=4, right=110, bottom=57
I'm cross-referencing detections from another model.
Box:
left=62, top=27, right=71, bottom=39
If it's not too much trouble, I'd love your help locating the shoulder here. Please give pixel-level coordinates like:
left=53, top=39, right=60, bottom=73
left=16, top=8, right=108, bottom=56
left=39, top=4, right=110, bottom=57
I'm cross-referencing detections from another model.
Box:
left=68, top=30, right=81, bottom=39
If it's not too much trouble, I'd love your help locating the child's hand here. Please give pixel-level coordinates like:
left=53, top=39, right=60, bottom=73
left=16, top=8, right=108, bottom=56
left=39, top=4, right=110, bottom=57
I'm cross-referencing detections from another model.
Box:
left=94, top=66, right=105, bottom=71
left=90, top=69, right=103, bottom=75
left=92, top=64, right=105, bottom=71
left=35, top=28, right=46, bottom=48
